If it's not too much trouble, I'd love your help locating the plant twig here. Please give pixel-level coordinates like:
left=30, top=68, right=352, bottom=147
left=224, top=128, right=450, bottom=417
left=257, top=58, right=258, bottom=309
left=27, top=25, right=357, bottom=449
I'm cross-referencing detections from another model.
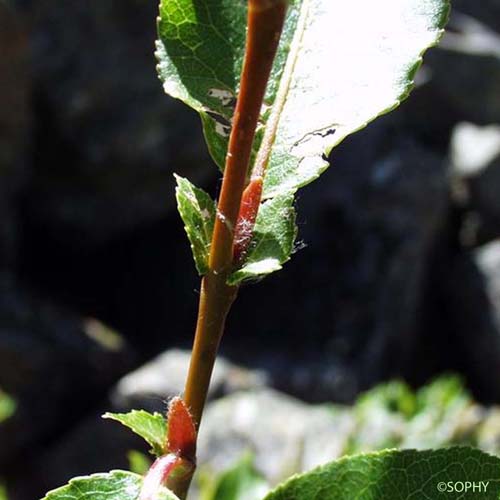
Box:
left=166, top=1, right=288, bottom=498
left=185, top=0, right=288, bottom=431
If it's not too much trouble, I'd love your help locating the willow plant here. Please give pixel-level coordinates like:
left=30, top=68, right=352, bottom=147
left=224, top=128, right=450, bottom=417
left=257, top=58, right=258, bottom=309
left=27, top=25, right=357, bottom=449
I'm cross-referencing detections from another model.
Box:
left=39, top=1, right=500, bottom=500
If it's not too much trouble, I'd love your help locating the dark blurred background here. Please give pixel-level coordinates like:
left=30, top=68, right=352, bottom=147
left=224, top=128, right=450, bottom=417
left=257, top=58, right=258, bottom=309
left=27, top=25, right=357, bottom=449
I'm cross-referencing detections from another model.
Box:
left=1, top=0, right=500, bottom=498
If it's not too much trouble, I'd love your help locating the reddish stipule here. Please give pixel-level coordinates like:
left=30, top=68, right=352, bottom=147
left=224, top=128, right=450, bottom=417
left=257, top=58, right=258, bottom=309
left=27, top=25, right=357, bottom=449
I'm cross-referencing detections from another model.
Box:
left=233, top=176, right=263, bottom=263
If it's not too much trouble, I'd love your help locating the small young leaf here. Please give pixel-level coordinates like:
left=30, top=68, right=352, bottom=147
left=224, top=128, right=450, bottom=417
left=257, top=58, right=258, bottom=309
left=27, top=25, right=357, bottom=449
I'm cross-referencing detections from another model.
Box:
left=263, top=447, right=500, bottom=500
left=174, top=174, right=216, bottom=275
left=228, top=193, right=296, bottom=285
left=41, top=471, right=179, bottom=500
left=103, top=410, right=167, bottom=457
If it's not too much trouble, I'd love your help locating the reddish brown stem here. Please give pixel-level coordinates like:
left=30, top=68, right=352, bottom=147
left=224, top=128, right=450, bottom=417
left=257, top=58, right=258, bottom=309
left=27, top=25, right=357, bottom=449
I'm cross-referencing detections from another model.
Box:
left=184, top=0, right=288, bottom=431
left=165, top=2, right=288, bottom=499
left=209, top=0, right=288, bottom=276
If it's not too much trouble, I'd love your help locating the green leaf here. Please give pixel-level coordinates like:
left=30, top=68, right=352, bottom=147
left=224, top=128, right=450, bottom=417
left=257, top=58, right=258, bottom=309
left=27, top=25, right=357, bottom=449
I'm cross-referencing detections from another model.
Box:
left=157, top=0, right=449, bottom=281
left=174, top=174, right=216, bottom=275
left=41, top=470, right=179, bottom=500
left=200, top=454, right=269, bottom=500
left=156, top=0, right=295, bottom=171
left=157, top=0, right=449, bottom=197
left=264, top=447, right=500, bottom=500
left=228, top=193, right=296, bottom=285
left=103, top=410, right=167, bottom=457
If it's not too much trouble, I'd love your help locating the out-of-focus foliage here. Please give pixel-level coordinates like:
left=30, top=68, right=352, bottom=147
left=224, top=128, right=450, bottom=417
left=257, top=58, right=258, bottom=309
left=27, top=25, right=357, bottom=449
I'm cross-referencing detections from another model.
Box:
left=0, top=391, right=11, bottom=500
left=346, top=376, right=479, bottom=454
left=127, top=450, right=152, bottom=476
left=195, top=375, right=500, bottom=499
left=199, top=454, right=269, bottom=500
left=0, top=390, right=15, bottom=424
left=347, top=374, right=476, bottom=453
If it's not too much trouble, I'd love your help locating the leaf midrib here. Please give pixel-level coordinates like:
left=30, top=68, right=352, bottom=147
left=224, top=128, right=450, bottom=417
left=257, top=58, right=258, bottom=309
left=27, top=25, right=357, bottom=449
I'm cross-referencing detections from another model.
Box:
left=253, top=0, right=312, bottom=194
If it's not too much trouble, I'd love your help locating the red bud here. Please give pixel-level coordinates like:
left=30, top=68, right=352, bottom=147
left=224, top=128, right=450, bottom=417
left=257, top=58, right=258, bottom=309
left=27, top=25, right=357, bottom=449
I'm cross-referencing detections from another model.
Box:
left=166, top=397, right=197, bottom=461
left=233, top=176, right=263, bottom=263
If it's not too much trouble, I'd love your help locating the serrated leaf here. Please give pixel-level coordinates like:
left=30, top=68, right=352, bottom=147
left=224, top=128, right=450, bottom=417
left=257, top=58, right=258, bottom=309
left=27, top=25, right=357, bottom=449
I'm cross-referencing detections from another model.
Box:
left=157, top=0, right=449, bottom=198
left=174, top=174, right=216, bottom=275
left=103, top=410, right=167, bottom=457
left=264, top=447, right=500, bottom=500
left=228, top=193, right=296, bottom=285
left=41, top=470, right=179, bottom=500
left=156, top=0, right=295, bottom=172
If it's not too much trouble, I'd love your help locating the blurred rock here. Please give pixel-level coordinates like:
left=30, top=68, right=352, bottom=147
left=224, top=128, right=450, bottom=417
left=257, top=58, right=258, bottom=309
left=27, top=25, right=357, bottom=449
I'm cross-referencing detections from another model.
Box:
left=11, top=0, right=215, bottom=247
left=477, top=408, right=500, bottom=454
left=451, top=123, right=500, bottom=178
left=112, top=349, right=266, bottom=413
left=446, top=241, right=500, bottom=402
left=0, top=4, right=31, bottom=268
left=6, top=374, right=499, bottom=500
left=0, top=273, right=134, bottom=468
left=197, top=389, right=354, bottom=485
left=427, top=11, right=500, bottom=124
left=469, top=159, right=500, bottom=238
left=453, top=0, right=500, bottom=32
left=450, top=122, right=500, bottom=244
left=195, top=377, right=495, bottom=492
